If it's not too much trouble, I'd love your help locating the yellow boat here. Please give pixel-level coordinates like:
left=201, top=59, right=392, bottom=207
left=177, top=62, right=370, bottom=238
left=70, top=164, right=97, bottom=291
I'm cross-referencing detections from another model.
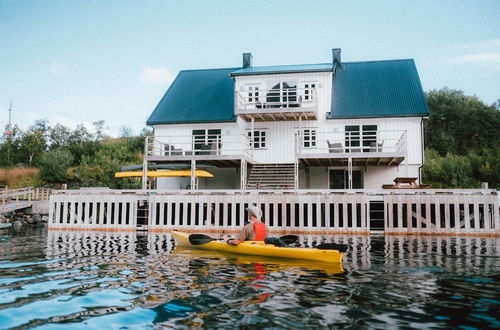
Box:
left=171, top=231, right=344, bottom=263
left=114, top=170, right=214, bottom=178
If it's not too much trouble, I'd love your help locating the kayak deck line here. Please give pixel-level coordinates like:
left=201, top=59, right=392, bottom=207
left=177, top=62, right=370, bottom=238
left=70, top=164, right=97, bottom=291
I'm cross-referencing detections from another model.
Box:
left=171, top=231, right=344, bottom=263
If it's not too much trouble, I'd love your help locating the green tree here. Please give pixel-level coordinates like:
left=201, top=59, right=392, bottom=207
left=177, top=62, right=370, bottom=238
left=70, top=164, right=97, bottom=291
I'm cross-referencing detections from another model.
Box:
left=19, top=119, right=49, bottom=166
left=40, top=148, right=74, bottom=182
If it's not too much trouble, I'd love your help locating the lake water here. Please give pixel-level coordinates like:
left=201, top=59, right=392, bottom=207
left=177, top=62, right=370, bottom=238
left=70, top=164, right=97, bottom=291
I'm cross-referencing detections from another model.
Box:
left=0, top=225, right=498, bottom=329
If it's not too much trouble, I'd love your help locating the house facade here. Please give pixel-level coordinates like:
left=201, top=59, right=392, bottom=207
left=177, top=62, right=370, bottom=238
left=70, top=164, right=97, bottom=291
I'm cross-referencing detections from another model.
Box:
left=146, top=49, right=429, bottom=190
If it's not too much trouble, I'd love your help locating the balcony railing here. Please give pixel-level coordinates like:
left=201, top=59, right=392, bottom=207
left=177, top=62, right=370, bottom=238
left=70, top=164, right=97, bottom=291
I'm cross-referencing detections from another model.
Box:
left=145, top=134, right=253, bottom=158
left=295, top=130, right=407, bottom=155
left=235, top=86, right=318, bottom=120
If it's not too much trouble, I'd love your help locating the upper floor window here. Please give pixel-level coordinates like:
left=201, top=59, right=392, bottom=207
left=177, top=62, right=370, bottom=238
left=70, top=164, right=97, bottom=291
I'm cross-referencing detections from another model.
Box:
left=301, top=129, right=316, bottom=148
left=192, top=129, right=221, bottom=154
left=303, top=83, right=316, bottom=101
left=248, top=130, right=266, bottom=149
left=247, top=85, right=260, bottom=103
left=266, top=82, right=297, bottom=107
left=345, top=125, right=378, bottom=152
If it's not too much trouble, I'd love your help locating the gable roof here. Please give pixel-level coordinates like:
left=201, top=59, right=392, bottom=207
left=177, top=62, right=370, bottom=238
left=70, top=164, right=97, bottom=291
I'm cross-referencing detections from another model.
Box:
left=146, top=67, right=238, bottom=125
left=147, top=58, right=429, bottom=125
left=329, top=59, right=429, bottom=118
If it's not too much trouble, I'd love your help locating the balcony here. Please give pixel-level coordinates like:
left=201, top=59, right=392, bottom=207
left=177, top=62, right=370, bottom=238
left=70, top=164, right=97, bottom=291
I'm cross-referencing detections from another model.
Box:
left=295, top=130, right=407, bottom=166
left=235, top=86, right=318, bottom=122
left=145, top=133, right=253, bottom=167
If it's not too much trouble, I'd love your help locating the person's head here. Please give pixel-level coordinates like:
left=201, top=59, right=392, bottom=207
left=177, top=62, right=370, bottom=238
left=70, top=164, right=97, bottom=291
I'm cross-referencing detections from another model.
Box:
left=246, top=205, right=262, bottom=222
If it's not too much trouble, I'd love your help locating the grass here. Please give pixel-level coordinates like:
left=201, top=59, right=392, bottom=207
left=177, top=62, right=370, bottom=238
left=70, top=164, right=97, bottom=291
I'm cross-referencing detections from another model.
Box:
left=0, top=168, right=41, bottom=188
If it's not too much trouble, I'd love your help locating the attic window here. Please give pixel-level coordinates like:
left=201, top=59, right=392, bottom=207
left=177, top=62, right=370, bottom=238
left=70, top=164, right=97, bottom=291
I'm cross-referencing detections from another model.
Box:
left=266, top=82, right=297, bottom=107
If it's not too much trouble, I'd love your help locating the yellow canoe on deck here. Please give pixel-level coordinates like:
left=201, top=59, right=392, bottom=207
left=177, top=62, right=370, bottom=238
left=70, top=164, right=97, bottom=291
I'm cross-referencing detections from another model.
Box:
left=171, top=231, right=344, bottom=263
left=114, top=170, right=214, bottom=178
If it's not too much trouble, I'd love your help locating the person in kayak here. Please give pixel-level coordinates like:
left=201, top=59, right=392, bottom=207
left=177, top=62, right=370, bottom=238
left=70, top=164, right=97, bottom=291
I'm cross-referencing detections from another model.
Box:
left=227, top=205, right=267, bottom=245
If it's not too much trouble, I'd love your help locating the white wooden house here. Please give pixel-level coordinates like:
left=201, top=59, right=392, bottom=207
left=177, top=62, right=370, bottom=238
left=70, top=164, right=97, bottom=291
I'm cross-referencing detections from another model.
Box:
left=146, top=49, right=429, bottom=190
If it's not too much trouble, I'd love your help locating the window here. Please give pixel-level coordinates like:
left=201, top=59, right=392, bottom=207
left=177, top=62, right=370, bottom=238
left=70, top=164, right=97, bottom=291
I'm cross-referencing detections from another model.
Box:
left=345, top=125, right=360, bottom=152
left=266, top=82, right=297, bottom=107
left=345, top=125, right=378, bottom=152
left=248, top=130, right=266, bottom=149
left=329, top=169, right=363, bottom=189
left=301, top=129, right=316, bottom=148
left=303, top=83, right=316, bottom=101
left=192, top=129, right=221, bottom=154
left=248, top=85, right=260, bottom=103
left=362, top=125, right=377, bottom=152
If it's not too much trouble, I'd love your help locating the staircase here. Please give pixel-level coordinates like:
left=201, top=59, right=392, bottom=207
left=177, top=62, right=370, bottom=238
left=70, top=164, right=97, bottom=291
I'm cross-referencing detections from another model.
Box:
left=247, top=163, right=295, bottom=190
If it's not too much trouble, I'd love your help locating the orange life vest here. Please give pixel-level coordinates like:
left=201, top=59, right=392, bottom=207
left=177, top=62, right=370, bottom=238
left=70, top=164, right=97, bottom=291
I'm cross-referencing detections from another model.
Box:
left=252, top=222, right=267, bottom=241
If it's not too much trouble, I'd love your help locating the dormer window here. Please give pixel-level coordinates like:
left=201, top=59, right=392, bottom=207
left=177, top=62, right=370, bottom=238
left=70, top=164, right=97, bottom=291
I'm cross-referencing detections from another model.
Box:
left=303, top=83, right=316, bottom=101
left=267, top=82, right=297, bottom=108
left=248, top=85, right=260, bottom=103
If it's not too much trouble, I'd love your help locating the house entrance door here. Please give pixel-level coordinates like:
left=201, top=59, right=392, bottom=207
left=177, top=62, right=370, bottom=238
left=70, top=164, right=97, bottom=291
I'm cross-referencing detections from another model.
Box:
left=329, top=169, right=363, bottom=189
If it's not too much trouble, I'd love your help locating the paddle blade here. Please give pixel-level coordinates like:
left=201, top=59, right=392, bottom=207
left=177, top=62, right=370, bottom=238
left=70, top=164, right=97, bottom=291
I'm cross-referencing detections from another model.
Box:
left=189, top=234, right=218, bottom=245
left=280, top=235, right=299, bottom=245
left=316, top=243, right=348, bottom=253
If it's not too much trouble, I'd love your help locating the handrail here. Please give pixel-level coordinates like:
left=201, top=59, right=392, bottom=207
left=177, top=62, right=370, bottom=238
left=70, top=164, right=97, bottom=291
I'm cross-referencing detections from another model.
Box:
left=296, top=130, right=407, bottom=154
left=235, top=86, right=318, bottom=112
left=145, top=133, right=252, bottom=158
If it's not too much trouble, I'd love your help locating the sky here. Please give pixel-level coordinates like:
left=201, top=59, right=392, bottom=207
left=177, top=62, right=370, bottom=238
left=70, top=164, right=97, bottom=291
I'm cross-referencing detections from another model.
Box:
left=1, top=0, right=499, bottom=136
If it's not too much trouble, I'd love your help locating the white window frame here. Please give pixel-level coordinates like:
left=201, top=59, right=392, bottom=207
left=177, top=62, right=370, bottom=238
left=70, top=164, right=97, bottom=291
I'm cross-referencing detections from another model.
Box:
left=301, top=129, right=316, bottom=148
left=247, top=130, right=266, bottom=149
left=302, top=82, right=317, bottom=101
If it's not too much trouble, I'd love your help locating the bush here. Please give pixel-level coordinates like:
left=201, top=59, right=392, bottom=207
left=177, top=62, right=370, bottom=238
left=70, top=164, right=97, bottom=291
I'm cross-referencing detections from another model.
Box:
left=423, top=149, right=478, bottom=188
left=40, top=149, right=74, bottom=183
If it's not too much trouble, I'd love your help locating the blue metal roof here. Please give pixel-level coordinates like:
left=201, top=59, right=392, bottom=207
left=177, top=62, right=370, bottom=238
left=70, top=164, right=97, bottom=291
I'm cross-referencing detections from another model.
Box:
left=329, top=59, right=429, bottom=118
left=147, top=67, right=238, bottom=125
left=230, top=63, right=333, bottom=76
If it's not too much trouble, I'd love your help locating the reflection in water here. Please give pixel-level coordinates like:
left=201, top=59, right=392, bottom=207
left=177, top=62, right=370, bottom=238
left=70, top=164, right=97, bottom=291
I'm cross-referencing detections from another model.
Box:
left=0, top=226, right=498, bottom=329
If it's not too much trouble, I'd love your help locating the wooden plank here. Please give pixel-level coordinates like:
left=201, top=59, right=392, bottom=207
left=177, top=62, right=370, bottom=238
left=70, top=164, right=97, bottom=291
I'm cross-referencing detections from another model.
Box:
left=473, top=194, right=480, bottom=231
left=435, top=195, right=441, bottom=231
left=454, top=195, right=460, bottom=233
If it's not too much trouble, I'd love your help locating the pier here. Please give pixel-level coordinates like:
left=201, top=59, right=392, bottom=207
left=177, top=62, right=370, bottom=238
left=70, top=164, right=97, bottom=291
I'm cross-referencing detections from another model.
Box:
left=0, top=187, right=52, bottom=215
left=48, top=189, right=499, bottom=236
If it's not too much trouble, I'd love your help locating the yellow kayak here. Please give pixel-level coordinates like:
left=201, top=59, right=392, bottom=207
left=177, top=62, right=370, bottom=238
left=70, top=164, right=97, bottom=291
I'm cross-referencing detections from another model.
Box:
left=171, top=231, right=344, bottom=263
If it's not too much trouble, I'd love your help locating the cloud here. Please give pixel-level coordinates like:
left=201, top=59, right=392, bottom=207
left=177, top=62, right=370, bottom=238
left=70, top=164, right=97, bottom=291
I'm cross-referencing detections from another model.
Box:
left=447, top=39, right=500, bottom=70
left=139, top=66, right=174, bottom=84
left=49, top=63, right=74, bottom=76
left=448, top=53, right=500, bottom=69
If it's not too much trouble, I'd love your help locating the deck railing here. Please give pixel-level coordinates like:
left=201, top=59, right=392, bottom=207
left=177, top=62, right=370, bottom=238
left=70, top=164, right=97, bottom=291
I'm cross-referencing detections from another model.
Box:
left=295, top=130, right=407, bottom=155
left=235, top=86, right=318, bottom=115
left=145, top=133, right=253, bottom=158
left=48, top=189, right=499, bottom=235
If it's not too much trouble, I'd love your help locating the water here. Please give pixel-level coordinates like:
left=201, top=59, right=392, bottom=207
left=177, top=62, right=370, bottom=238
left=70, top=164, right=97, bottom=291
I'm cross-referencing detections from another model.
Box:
left=0, top=225, right=498, bottom=329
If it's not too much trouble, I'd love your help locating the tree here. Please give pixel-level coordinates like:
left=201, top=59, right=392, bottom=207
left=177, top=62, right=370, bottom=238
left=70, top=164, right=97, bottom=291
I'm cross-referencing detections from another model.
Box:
left=49, top=123, right=71, bottom=150
left=425, top=88, right=500, bottom=156
left=20, top=119, right=49, bottom=166
left=40, top=149, right=74, bottom=182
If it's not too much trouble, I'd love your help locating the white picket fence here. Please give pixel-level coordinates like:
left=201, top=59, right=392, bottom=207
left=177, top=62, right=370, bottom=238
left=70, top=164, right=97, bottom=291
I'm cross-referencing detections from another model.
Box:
left=48, top=189, right=499, bottom=235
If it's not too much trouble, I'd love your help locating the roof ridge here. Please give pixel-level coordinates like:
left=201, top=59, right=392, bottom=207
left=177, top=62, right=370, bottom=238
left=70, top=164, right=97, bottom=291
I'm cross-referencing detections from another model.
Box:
left=180, top=67, right=240, bottom=73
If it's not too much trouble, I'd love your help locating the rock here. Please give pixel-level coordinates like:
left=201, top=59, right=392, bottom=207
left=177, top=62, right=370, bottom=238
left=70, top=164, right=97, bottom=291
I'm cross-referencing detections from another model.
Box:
left=13, top=220, right=23, bottom=228
left=41, top=216, right=48, bottom=222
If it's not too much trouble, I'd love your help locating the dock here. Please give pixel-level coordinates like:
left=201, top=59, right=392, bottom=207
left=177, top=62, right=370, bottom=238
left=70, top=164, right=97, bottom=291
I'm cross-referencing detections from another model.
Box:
left=48, top=188, right=500, bottom=236
left=0, top=187, right=52, bottom=215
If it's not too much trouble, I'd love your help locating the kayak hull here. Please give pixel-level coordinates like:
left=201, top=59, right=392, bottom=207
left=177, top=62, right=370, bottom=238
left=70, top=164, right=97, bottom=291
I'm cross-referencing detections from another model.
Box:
left=171, top=231, right=343, bottom=263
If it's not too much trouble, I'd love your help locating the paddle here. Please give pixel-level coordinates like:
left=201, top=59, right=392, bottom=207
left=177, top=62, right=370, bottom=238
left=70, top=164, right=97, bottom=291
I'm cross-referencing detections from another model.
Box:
left=189, top=233, right=299, bottom=246
left=316, top=243, right=348, bottom=253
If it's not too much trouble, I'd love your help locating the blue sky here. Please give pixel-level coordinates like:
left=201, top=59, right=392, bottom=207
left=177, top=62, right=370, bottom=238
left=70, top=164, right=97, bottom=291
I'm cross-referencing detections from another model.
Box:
left=1, top=0, right=499, bottom=136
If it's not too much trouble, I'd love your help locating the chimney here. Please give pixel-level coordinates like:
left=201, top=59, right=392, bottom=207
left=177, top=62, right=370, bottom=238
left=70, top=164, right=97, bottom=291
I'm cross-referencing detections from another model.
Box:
left=243, top=53, right=253, bottom=68
left=332, top=48, right=341, bottom=67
